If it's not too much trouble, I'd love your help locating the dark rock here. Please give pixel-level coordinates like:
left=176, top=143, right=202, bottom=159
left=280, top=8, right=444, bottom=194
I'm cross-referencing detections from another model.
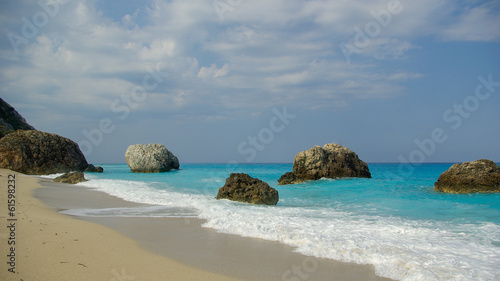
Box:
left=278, top=143, right=371, bottom=185
left=125, top=143, right=179, bottom=173
left=53, top=172, right=87, bottom=184
left=434, top=159, right=500, bottom=193
left=0, top=98, right=36, bottom=138
left=277, top=172, right=298, bottom=185
left=85, top=164, right=104, bottom=173
left=0, top=130, right=88, bottom=175
left=217, top=173, right=279, bottom=205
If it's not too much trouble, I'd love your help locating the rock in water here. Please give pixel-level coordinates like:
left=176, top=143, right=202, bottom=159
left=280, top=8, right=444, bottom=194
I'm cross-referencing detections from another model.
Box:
left=125, top=143, right=179, bottom=173
left=278, top=143, right=371, bottom=185
left=54, top=172, right=87, bottom=184
left=0, top=130, right=88, bottom=175
left=85, top=164, right=104, bottom=173
left=434, top=159, right=500, bottom=193
left=0, top=98, right=36, bottom=138
left=217, top=173, right=279, bottom=205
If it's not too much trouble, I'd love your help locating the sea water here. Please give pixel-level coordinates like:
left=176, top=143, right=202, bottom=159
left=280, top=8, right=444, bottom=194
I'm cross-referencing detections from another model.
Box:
left=53, top=163, right=500, bottom=281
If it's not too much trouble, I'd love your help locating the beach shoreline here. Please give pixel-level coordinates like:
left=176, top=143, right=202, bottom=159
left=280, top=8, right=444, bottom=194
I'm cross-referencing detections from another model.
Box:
left=0, top=169, right=239, bottom=281
left=1, top=169, right=391, bottom=281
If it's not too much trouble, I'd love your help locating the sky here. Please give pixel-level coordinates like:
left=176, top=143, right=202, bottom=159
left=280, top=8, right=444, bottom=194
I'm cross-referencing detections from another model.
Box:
left=0, top=0, right=499, bottom=164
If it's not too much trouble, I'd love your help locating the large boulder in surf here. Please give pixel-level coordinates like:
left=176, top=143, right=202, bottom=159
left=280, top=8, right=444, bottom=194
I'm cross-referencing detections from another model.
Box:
left=217, top=173, right=279, bottom=205
left=278, top=143, right=371, bottom=185
left=54, top=172, right=87, bottom=184
left=0, top=130, right=88, bottom=175
left=434, top=159, right=500, bottom=193
left=125, top=143, right=179, bottom=173
left=0, top=98, right=36, bottom=139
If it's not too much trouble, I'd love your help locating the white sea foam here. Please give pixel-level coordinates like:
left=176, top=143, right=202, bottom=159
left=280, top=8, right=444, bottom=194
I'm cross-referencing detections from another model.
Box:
left=73, top=178, right=500, bottom=281
left=200, top=203, right=500, bottom=281
left=61, top=206, right=199, bottom=218
left=39, top=173, right=64, bottom=179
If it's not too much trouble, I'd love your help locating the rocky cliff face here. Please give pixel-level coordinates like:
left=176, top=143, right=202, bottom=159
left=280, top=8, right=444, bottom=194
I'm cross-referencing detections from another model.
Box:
left=278, top=143, right=371, bottom=185
left=125, top=143, right=179, bottom=173
left=0, top=130, right=88, bottom=175
left=217, top=173, right=279, bottom=205
left=0, top=98, right=36, bottom=138
left=434, top=159, right=500, bottom=193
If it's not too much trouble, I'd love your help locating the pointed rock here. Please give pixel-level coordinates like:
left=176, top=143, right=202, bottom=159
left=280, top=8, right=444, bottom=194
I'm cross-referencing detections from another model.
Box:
left=0, top=98, right=35, bottom=138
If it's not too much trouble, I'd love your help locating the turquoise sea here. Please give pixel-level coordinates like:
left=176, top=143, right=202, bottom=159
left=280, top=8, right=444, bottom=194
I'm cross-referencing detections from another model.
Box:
left=53, top=163, right=500, bottom=281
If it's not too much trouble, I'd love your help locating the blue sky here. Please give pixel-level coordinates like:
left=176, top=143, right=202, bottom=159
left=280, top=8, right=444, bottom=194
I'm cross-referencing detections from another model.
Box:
left=1, top=0, right=499, bottom=164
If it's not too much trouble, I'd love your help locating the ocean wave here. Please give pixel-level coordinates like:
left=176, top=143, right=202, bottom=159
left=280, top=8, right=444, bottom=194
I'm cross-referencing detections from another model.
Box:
left=200, top=203, right=500, bottom=281
left=75, top=177, right=500, bottom=281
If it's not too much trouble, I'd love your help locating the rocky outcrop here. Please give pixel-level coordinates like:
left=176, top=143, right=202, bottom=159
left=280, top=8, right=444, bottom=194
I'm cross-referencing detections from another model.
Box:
left=278, top=143, right=371, bottom=185
left=434, top=159, right=500, bottom=193
left=0, top=130, right=88, bottom=175
left=0, top=98, right=36, bottom=138
left=85, top=164, right=104, bottom=173
left=125, top=143, right=179, bottom=173
left=54, top=172, right=87, bottom=184
left=216, top=173, right=279, bottom=205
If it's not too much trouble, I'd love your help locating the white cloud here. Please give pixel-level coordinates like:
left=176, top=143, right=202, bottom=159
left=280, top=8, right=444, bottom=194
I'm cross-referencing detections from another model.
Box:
left=441, top=2, right=500, bottom=41
left=138, top=39, right=176, bottom=60
left=0, top=0, right=498, bottom=129
left=386, top=72, right=424, bottom=81
left=197, top=64, right=230, bottom=79
left=364, top=38, right=417, bottom=61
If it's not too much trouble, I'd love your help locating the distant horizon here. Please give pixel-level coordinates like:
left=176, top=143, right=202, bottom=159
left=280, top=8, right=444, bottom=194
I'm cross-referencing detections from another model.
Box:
left=92, top=161, right=500, bottom=165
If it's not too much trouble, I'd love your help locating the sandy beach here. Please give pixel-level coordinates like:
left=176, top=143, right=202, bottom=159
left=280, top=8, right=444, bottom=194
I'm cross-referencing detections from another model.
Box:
left=1, top=169, right=391, bottom=281
left=0, top=169, right=240, bottom=281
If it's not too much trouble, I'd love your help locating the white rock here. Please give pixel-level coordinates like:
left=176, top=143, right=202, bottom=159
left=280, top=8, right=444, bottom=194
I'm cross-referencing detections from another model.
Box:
left=125, top=143, right=179, bottom=173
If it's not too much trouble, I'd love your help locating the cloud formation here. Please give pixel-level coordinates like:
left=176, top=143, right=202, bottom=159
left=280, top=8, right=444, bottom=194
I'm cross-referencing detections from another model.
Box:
left=2, top=1, right=499, bottom=115
left=1, top=0, right=499, bottom=162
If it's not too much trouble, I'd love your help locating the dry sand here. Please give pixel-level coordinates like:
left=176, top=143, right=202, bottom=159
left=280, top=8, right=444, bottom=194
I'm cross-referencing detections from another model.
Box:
left=1, top=169, right=392, bottom=281
left=0, top=169, right=239, bottom=281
